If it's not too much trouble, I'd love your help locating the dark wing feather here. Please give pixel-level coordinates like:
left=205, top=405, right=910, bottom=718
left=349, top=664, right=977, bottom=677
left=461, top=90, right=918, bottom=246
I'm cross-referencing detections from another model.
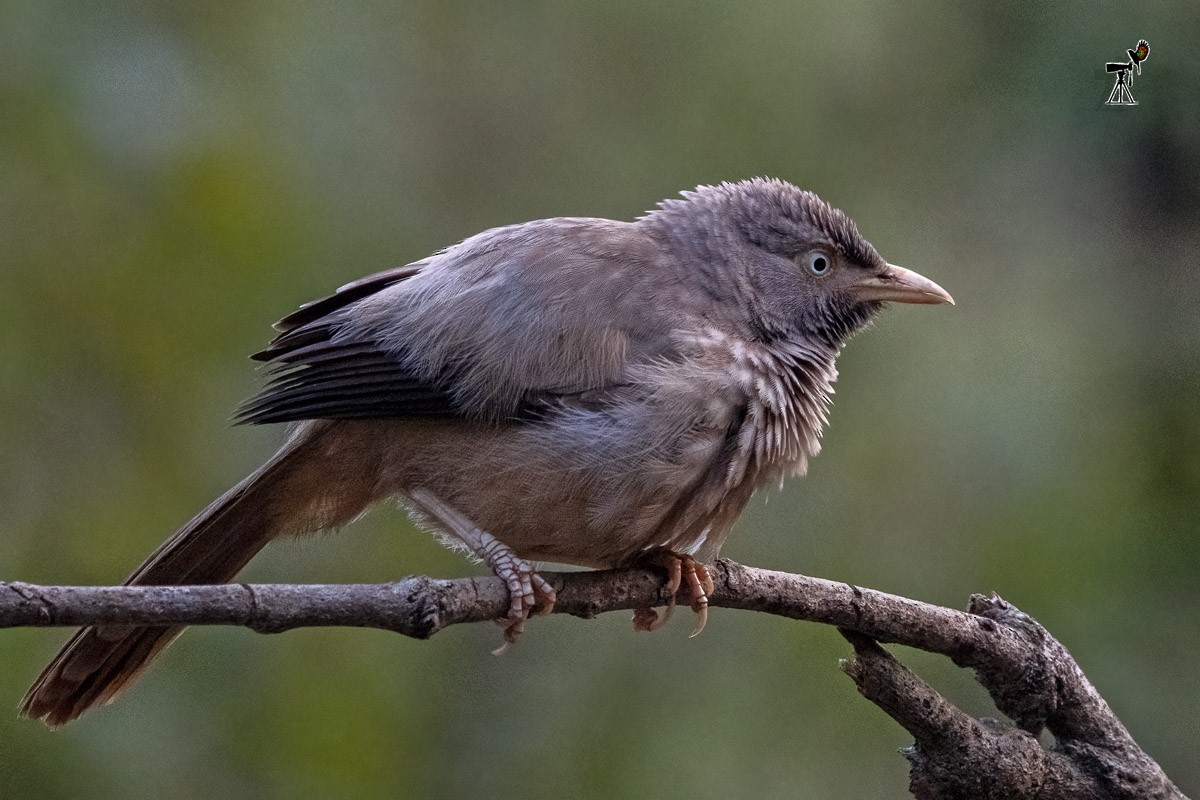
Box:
left=241, top=219, right=671, bottom=426
left=271, top=265, right=421, bottom=336
left=237, top=265, right=459, bottom=425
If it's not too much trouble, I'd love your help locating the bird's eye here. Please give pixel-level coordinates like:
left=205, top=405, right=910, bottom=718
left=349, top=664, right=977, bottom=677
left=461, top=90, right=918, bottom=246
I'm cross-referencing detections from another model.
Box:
left=806, top=252, right=831, bottom=276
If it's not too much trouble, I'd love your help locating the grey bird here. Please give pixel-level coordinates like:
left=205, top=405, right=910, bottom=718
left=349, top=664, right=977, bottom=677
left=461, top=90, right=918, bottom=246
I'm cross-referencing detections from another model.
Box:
left=21, top=178, right=952, bottom=726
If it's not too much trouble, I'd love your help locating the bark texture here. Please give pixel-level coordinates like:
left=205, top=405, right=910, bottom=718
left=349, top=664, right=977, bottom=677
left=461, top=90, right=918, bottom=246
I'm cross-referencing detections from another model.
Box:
left=3, top=560, right=1186, bottom=799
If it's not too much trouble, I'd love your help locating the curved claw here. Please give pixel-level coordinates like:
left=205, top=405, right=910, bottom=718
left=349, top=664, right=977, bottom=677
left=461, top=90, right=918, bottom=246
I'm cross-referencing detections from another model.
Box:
left=633, top=598, right=676, bottom=632
left=632, top=551, right=713, bottom=636
left=684, top=559, right=714, bottom=637
left=531, top=574, right=558, bottom=616
left=491, top=572, right=556, bottom=655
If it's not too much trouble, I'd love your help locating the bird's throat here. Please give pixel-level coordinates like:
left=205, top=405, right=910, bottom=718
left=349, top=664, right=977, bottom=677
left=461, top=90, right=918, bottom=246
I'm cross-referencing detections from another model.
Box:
left=722, top=335, right=839, bottom=489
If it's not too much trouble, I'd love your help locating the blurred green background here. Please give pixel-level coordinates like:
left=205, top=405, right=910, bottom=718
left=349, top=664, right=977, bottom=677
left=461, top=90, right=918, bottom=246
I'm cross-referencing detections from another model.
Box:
left=2, top=2, right=1198, bottom=797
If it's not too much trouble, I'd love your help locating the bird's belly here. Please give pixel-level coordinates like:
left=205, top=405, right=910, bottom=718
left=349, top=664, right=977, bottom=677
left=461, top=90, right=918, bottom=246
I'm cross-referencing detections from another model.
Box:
left=377, top=415, right=743, bottom=568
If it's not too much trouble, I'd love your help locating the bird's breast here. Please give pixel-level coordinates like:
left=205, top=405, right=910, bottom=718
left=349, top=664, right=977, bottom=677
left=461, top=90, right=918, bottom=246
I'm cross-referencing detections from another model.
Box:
left=676, top=326, right=840, bottom=491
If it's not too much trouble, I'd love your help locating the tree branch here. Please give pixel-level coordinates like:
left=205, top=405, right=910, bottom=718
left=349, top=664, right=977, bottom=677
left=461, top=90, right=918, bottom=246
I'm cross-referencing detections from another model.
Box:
left=2, top=560, right=1186, bottom=799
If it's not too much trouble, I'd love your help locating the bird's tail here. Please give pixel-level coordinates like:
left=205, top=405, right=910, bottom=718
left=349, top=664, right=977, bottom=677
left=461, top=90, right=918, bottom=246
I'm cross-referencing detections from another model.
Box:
left=20, top=421, right=376, bottom=727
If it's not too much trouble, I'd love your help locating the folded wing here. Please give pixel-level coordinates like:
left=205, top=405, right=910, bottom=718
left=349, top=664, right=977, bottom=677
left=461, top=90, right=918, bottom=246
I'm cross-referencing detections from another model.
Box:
left=237, top=219, right=676, bottom=426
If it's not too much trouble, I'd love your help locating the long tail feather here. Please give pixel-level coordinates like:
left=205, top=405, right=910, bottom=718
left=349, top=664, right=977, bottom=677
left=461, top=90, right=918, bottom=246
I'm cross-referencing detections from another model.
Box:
left=20, top=422, right=374, bottom=727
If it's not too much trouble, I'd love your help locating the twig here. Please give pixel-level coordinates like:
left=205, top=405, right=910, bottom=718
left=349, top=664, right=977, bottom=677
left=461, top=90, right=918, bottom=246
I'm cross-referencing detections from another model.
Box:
left=2, top=559, right=1186, bottom=799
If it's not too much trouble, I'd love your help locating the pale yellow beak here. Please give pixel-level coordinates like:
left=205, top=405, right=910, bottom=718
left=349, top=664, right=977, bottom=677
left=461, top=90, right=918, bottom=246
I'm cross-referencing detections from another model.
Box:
left=851, top=263, right=954, bottom=305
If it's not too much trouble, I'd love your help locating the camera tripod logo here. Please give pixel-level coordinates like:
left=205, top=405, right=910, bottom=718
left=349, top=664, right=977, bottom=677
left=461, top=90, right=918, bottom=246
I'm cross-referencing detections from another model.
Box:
left=1106, top=39, right=1149, bottom=106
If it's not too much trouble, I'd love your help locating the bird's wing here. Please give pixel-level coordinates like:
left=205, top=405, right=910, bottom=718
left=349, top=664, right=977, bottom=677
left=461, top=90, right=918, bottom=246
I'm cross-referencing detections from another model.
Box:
left=236, top=263, right=448, bottom=424
left=237, top=219, right=678, bottom=426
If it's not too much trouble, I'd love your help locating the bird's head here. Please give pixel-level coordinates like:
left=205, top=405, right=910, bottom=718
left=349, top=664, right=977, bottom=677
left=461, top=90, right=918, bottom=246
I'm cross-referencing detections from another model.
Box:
left=648, top=178, right=953, bottom=349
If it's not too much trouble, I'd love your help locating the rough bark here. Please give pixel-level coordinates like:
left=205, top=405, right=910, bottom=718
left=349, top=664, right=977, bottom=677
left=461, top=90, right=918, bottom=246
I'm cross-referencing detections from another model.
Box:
left=2, top=560, right=1186, bottom=799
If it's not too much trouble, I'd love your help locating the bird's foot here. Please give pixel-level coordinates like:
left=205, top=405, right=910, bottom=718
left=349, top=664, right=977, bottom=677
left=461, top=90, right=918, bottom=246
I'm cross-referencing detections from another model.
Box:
left=632, top=551, right=715, bottom=637
left=406, top=488, right=555, bottom=655
left=484, top=540, right=557, bottom=655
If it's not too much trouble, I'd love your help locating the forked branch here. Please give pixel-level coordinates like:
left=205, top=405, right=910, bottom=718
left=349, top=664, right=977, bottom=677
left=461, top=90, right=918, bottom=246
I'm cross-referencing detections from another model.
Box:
left=2, top=560, right=1186, bottom=799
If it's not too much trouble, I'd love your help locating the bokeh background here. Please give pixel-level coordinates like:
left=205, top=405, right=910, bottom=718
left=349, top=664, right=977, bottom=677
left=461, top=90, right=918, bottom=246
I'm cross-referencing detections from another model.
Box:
left=2, top=2, right=1198, bottom=797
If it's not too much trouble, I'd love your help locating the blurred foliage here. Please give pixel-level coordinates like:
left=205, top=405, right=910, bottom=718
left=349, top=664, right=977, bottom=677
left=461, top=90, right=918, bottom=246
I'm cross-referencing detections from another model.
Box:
left=2, top=1, right=1198, bottom=797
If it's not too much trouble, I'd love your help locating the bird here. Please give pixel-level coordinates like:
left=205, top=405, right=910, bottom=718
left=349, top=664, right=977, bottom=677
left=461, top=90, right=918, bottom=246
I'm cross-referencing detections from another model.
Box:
left=21, top=177, right=952, bottom=727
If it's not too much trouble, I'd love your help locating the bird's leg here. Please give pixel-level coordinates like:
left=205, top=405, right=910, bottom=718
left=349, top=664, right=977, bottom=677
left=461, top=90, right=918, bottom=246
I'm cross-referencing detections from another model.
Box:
left=632, top=550, right=716, bottom=637
left=407, top=488, right=556, bottom=653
